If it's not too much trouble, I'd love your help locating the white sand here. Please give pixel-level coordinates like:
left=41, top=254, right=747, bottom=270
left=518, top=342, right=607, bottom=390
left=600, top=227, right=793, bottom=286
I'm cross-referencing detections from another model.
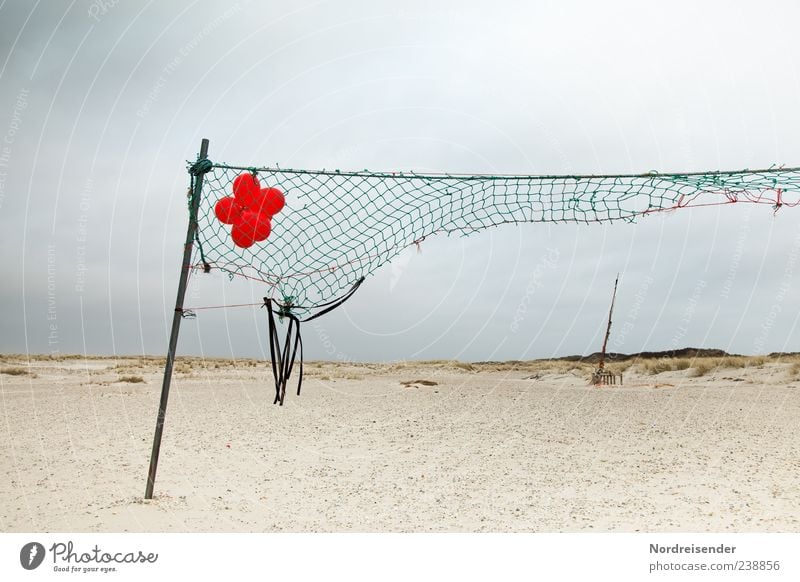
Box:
left=1, top=357, right=798, bottom=532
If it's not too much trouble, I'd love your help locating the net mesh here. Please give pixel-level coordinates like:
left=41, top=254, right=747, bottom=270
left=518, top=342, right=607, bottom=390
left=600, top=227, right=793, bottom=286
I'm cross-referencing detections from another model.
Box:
left=193, top=163, right=800, bottom=314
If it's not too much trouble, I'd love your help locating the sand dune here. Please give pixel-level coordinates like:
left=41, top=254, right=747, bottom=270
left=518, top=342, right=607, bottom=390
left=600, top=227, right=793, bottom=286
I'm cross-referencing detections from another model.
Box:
left=1, top=355, right=798, bottom=532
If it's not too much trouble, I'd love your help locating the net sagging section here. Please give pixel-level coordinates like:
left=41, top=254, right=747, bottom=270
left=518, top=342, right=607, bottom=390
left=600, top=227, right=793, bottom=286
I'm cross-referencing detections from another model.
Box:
left=194, top=164, right=800, bottom=315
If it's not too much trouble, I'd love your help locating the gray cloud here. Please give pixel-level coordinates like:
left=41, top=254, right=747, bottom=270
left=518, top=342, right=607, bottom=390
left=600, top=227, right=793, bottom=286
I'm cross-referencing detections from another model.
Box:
left=1, top=0, right=799, bottom=361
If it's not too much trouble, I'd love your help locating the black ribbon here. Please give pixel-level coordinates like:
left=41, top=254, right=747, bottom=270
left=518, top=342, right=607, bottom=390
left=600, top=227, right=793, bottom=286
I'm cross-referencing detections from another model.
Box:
left=263, top=277, right=365, bottom=405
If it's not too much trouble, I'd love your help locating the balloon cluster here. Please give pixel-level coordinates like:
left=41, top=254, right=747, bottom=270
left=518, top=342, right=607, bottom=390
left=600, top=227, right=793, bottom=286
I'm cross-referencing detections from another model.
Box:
left=214, top=173, right=285, bottom=248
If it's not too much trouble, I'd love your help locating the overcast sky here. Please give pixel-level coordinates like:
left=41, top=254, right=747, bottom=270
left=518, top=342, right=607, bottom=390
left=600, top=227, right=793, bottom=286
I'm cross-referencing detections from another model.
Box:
left=1, top=0, right=799, bottom=361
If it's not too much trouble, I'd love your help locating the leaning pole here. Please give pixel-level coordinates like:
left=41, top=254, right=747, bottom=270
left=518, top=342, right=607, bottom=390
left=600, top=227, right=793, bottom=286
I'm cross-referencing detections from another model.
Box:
left=145, top=138, right=210, bottom=499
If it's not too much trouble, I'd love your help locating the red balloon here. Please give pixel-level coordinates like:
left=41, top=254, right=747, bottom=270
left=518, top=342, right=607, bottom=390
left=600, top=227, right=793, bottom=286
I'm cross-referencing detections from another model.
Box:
left=262, top=187, right=285, bottom=216
left=252, top=213, right=271, bottom=242
left=231, top=222, right=255, bottom=249
left=248, top=188, right=268, bottom=215
left=238, top=209, right=271, bottom=242
left=232, top=173, right=261, bottom=209
left=214, top=196, right=242, bottom=225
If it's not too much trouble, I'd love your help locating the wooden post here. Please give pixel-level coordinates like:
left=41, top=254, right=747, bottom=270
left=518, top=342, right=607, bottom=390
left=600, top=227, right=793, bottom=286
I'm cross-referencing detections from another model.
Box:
left=598, top=273, right=619, bottom=372
left=145, top=138, right=210, bottom=499
left=592, top=274, right=620, bottom=386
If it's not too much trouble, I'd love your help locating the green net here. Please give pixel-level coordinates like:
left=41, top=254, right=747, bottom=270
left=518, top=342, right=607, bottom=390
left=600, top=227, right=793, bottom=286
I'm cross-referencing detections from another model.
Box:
left=193, top=163, right=800, bottom=315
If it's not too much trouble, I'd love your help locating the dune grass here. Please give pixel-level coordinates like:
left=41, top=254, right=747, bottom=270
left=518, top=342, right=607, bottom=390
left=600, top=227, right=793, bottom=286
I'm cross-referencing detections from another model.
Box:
left=5, top=354, right=800, bottom=384
left=633, top=355, right=777, bottom=377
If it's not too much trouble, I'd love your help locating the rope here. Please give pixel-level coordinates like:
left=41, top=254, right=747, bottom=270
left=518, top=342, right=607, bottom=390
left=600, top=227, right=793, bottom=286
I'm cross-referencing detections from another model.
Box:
left=180, top=301, right=265, bottom=311
left=264, top=298, right=303, bottom=406
left=189, top=158, right=213, bottom=176
left=261, top=277, right=365, bottom=405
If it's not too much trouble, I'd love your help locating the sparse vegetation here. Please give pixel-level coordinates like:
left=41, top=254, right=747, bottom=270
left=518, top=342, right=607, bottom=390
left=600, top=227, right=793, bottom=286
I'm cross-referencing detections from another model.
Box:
left=468, top=360, right=591, bottom=374
left=2, top=354, right=799, bottom=385
left=634, top=355, right=775, bottom=377
left=613, top=360, right=635, bottom=373
left=174, top=362, right=193, bottom=374
left=303, top=362, right=369, bottom=380
left=115, top=361, right=144, bottom=370
left=634, top=357, right=688, bottom=374
left=641, top=359, right=676, bottom=375
left=690, top=361, right=714, bottom=377
left=118, top=375, right=145, bottom=383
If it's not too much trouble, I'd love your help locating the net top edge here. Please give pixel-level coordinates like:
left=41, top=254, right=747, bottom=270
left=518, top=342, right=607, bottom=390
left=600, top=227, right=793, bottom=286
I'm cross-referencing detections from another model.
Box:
left=206, top=163, right=800, bottom=182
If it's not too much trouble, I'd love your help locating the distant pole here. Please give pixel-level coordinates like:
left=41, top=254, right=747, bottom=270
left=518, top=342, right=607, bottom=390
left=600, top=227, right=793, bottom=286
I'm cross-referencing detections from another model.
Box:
left=597, top=273, right=619, bottom=372
left=145, top=138, right=210, bottom=499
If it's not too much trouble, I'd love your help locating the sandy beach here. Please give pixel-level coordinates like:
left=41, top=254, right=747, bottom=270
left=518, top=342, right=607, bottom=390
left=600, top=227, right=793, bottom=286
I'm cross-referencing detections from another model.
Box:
left=1, top=355, right=798, bottom=532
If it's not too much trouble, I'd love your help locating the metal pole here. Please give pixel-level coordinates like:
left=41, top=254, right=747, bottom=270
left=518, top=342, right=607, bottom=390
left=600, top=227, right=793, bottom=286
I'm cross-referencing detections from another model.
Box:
left=145, top=138, right=209, bottom=499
